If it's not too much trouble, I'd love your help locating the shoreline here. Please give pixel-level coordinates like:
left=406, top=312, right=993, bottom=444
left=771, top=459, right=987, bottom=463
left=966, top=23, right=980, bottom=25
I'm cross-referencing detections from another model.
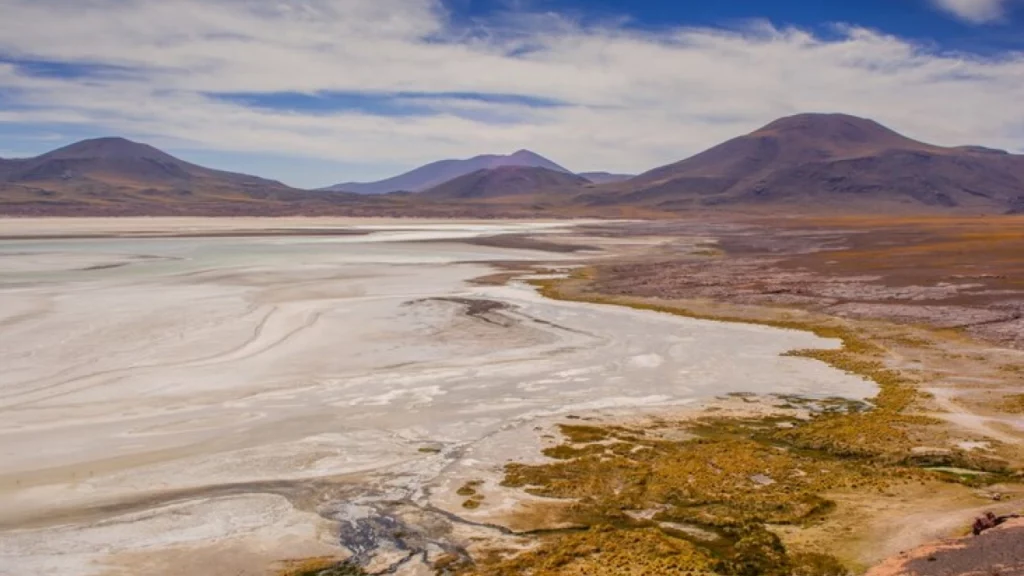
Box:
left=0, top=222, right=876, bottom=576
left=431, top=228, right=1024, bottom=575
left=0, top=216, right=594, bottom=240
left=281, top=256, right=1024, bottom=575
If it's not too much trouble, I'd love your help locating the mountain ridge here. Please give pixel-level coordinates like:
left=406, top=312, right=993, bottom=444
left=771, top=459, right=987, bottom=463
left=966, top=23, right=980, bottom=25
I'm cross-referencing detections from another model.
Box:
left=578, top=171, right=634, bottom=185
left=419, top=165, right=591, bottom=200
left=323, top=149, right=571, bottom=194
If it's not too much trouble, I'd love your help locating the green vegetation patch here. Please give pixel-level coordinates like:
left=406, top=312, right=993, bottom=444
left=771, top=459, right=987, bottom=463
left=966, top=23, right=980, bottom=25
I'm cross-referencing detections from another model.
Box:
left=476, top=414, right=915, bottom=575
left=506, top=420, right=920, bottom=527
left=472, top=525, right=718, bottom=576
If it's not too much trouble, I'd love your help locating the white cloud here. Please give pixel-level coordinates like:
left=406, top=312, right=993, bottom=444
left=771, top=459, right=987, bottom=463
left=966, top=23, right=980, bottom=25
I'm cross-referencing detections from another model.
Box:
left=0, top=0, right=1022, bottom=186
left=930, top=0, right=1008, bottom=23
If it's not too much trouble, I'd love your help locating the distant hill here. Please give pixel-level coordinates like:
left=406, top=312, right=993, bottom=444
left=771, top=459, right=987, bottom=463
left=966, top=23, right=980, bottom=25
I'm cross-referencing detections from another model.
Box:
left=323, top=149, right=571, bottom=194
left=578, top=171, right=634, bottom=185
left=599, top=113, right=1024, bottom=213
left=419, top=166, right=591, bottom=200
left=0, top=137, right=287, bottom=186
left=0, top=137, right=366, bottom=216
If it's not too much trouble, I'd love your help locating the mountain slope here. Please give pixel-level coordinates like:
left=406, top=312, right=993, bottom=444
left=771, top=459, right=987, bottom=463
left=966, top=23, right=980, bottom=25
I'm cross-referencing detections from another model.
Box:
left=0, top=137, right=366, bottom=216
left=419, top=166, right=591, bottom=200
left=2, top=137, right=288, bottom=187
left=0, top=158, right=14, bottom=180
left=324, top=149, right=571, bottom=194
left=578, top=171, right=634, bottom=185
left=630, top=114, right=935, bottom=188
left=606, top=113, right=1024, bottom=213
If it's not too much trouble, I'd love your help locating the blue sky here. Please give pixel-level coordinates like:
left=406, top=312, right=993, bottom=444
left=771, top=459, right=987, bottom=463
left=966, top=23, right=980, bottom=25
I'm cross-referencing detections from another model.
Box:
left=464, top=0, right=1021, bottom=49
left=1, top=0, right=1022, bottom=188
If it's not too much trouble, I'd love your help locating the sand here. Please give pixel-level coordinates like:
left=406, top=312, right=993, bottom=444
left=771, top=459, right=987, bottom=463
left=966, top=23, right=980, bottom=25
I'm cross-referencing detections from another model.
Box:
left=0, top=219, right=873, bottom=575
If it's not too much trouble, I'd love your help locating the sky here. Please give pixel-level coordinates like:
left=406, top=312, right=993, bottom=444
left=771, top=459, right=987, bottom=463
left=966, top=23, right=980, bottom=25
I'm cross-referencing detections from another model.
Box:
left=1, top=0, right=1023, bottom=189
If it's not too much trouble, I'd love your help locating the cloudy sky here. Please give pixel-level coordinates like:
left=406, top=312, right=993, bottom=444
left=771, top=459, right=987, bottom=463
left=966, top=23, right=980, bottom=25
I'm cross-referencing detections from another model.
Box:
left=1, top=0, right=1022, bottom=188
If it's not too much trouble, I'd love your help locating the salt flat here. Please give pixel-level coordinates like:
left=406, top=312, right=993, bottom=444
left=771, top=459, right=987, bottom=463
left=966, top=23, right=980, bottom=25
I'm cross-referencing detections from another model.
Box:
left=0, top=220, right=873, bottom=575
left=0, top=217, right=573, bottom=238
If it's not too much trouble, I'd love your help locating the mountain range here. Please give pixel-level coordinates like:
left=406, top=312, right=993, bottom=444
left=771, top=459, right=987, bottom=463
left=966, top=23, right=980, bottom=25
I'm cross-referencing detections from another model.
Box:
left=322, top=149, right=574, bottom=194
left=3, top=113, right=1023, bottom=216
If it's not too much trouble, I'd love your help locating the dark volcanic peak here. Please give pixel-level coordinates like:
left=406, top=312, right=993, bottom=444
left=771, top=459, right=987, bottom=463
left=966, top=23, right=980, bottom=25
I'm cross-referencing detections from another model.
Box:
left=41, top=137, right=178, bottom=161
left=749, top=112, right=934, bottom=156
left=3, top=136, right=201, bottom=185
left=471, top=149, right=571, bottom=173
left=612, top=112, right=1024, bottom=214
left=508, top=149, right=552, bottom=161
left=7, top=136, right=289, bottom=187
left=419, top=165, right=590, bottom=200
left=630, top=112, right=935, bottom=188
left=756, top=112, right=901, bottom=137
left=323, top=149, right=571, bottom=194
left=0, top=135, right=335, bottom=216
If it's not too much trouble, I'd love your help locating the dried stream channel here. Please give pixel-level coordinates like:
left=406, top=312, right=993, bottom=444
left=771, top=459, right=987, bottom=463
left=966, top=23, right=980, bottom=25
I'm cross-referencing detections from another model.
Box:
left=0, top=222, right=873, bottom=575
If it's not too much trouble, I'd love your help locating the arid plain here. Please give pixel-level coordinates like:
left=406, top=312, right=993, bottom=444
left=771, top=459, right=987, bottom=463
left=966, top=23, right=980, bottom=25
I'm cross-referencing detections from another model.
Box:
left=0, top=218, right=889, bottom=576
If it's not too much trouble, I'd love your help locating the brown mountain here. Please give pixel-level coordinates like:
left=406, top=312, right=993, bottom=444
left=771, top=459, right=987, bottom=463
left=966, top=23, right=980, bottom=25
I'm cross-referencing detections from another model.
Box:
left=323, top=149, right=572, bottom=194
left=0, top=137, right=366, bottom=216
left=603, top=113, right=1024, bottom=213
left=1, top=136, right=289, bottom=187
left=419, top=165, right=592, bottom=200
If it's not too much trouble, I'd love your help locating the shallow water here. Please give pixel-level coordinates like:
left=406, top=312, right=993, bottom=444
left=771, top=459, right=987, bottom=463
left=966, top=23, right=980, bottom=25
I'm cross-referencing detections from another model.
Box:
left=0, top=223, right=874, bottom=575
